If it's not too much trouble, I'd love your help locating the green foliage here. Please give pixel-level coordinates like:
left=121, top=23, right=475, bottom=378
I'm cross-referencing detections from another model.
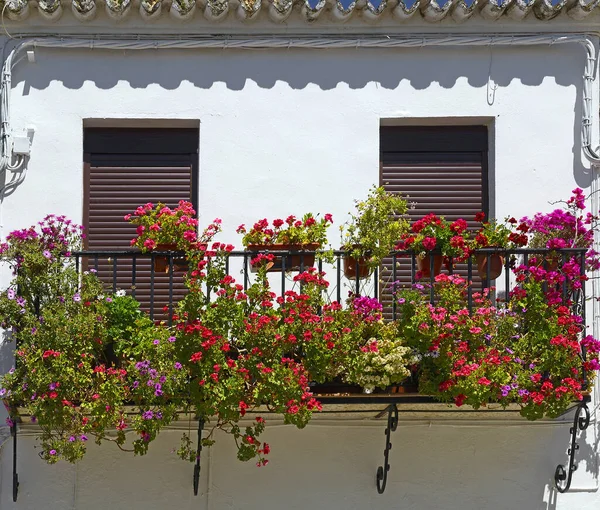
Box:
left=341, top=186, right=410, bottom=269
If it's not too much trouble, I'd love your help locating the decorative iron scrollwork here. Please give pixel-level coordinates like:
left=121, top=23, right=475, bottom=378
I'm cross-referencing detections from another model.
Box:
left=193, top=418, right=205, bottom=496
left=376, top=403, right=398, bottom=494
left=554, top=398, right=591, bottom=493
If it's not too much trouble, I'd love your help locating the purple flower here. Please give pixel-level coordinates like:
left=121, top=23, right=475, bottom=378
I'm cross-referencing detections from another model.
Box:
left=49, top=449, right=56, bottom=455
left=8, top=368, right=14, bottom=374
left=143, top=410, right=154, bottom=420
left=30, top=416, right=37, bottom=423
left=90, top=268, right=97, bottom=273
left=518, top=389, right=530, bottom=397
left=80, top=435, right=88, bottom=441
left=5, top=417, right=14, bottom=427
left=153, top=339, right=160, bottom=345
left=0, top=389, right=7, bottom=397
left=69, top=436, right=76, bottom=442
left=58, top=296, right=65, bottom=303
left=105, top=297, right=112, bottom=303
left=168, top=336, right=176, bottom=343
left=48, top=382, right=57, bottom=390
left=73, top=293, right=81, bottom=302
left=43, top=250, right=52, bottom=259
left=397, top=298, right=406, bottom=304
left=132, top=381, right=139, bottom=389
left=505, top=347, right=514, bottom=354
left=174, top=362, right=182, bottom=370
left=159, top=376, right=166, bottom=384
left=6, top=289, right=15, bottom=300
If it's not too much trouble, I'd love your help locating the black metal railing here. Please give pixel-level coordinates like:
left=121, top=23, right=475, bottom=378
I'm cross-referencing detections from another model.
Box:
left=71, top=247, right=587, bottom=320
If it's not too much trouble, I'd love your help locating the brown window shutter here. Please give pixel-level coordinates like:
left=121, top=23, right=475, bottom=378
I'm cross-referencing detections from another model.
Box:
left=379, top=126, right=489, bottom=310
left=83, top=129, right=199, bottom=319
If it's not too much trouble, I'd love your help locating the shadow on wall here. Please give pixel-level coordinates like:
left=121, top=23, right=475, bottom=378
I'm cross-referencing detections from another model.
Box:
left=10, top=44, right=592, bottom=188
left=0, top=421, right=594, bottom=510
left=13, top=45, right=583, bottom=92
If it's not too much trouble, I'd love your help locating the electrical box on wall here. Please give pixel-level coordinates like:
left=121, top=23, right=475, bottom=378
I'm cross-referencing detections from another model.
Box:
left=12, top=136, right=30, bottom=155
left=12, top=127, right=35, bottom=156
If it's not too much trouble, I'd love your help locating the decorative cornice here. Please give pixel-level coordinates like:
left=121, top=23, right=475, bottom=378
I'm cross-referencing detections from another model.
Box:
left=4, top=0, right=600, bottom=24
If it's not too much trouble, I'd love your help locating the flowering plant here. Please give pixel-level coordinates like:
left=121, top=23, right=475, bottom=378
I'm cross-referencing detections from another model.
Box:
left=397, top=265, right=597, bottom=419
left=471, top=212, right=529, bottom=249
left=397, top=214, right=471, bottom=260
left=237, top=213, right=333, bottom=248
left=340, top=186, right=410, bottom=269
left=521, top=188, right=600, bottom=270
left=126, top=200, right=200, bottom=251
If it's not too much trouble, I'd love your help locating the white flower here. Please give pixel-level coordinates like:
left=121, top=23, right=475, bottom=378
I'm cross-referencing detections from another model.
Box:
left=116, top=290, right=126, bottom=297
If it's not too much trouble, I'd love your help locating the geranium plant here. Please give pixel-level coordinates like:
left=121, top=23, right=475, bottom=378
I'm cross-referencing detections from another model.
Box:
left=237, top=213, right=333, bottom=248
left=126, top=200, right=200, bottom=251
left=471, top=212, right=529, bottom=250
left=398, top=214, right=471, bottom=260
left=340, top=186, right=410, bottom=270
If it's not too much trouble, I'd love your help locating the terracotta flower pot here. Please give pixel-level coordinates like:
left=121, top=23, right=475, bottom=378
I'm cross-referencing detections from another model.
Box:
left=476, top=253, right=504, bottom=281
left=247, top=243, right=319, bottom=272
left=416, top=255, right=443, bottom=279
left=342, top=245, right=372, bottom=280
left=153, top=243, right=188, bottom=273
left=343, top=255, right=372, bottom=280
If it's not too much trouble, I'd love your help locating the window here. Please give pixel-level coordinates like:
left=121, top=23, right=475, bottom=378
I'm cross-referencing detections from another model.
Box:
left=83, top=127, right=199, bottom=316
left=379, top=125, right=489, bottom=298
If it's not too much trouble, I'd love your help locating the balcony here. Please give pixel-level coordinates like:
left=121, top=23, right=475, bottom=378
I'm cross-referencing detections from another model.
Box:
left=62, top=246, right=590, bottom=411
left=2, top=244, right=594, bottom=499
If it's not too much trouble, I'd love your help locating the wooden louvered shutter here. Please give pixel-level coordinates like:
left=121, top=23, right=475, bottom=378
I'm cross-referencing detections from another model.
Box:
left=379, top=126, right=489, bottom=301
left=83, top=128, right=199, bottom=318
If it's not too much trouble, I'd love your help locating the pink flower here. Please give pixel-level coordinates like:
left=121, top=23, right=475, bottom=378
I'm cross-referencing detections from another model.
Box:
left=477, top=377, right=492, bottom=386
left=144, top=239, right=156, bottom=250
left=422, top=237, right=437, bottom=251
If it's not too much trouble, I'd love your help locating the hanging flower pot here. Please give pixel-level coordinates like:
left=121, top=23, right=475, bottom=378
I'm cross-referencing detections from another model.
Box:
left=342, top=245, right=372, bottom=280
left=153, top=243, right=188, bottom=273
left=247, top=243, right=319, bottom=272
left=476, top=250, right=504, bottom=281
left=343, top=255, right=372, bottom=280
left=416, top=255, right=443, bottom=279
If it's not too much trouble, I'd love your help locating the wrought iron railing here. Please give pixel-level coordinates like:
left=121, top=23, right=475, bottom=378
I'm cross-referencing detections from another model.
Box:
left=70, top=246, right=588, bottom=321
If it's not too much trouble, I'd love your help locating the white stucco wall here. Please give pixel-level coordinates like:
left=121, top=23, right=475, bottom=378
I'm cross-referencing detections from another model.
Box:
left=0, top=40, right=599, bottom=509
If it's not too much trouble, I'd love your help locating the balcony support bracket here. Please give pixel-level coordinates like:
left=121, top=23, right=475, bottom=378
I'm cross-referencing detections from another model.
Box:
left=554, top=396, right=591, bottom=493
left=11, top=422, right=19, bottom=502
left=193, top=417, right=205, bottom=496
left=376, top=403, right=398, bottom=494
